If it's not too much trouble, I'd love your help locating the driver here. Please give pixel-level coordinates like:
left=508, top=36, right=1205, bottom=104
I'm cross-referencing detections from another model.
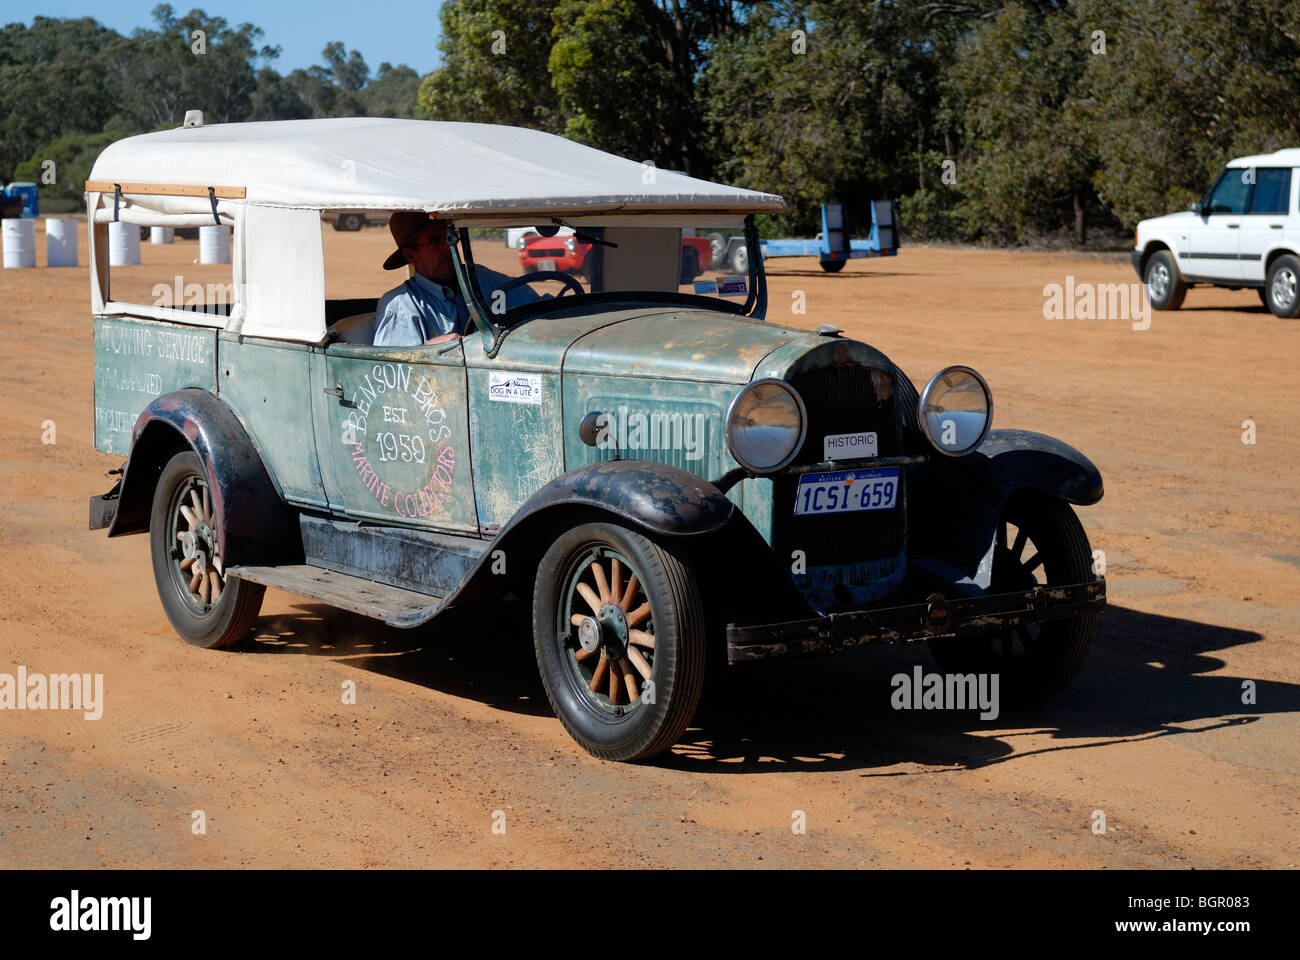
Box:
left=373, top=212, right=538, bottom=347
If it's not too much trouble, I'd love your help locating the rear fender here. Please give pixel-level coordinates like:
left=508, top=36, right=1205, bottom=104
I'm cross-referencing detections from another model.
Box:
left=105, top=388, right=300, bottom=567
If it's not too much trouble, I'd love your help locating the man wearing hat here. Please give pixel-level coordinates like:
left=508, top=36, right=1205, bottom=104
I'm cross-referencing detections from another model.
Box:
left=373, top=212, right=537, bottom=347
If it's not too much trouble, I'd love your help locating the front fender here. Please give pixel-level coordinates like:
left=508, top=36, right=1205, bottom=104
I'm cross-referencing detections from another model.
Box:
left=106, top=388, right=300, bottom=567
left=907, top=429, right=1103, bottom=577
left=392, top=459, right=751, bottom=626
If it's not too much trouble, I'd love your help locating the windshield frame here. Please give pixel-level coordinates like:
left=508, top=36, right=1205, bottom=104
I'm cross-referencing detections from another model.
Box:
left=449, top=215, right=767, bottom=356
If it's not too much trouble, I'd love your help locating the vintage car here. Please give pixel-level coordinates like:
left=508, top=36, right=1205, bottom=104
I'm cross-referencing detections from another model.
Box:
left=85, top=117, right=1104, bottom=761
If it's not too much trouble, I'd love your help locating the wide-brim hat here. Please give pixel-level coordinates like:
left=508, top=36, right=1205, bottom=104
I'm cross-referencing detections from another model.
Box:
left=383, top=211, right=443, bottom=270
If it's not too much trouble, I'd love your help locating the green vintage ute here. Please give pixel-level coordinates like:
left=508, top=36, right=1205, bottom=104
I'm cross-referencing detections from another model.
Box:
left=86, top=117, right=1104, bottom=761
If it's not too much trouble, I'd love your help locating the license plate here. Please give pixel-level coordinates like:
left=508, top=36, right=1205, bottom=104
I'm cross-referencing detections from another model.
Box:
left=536, top=259, right=558, bottom=272
left=794, top=467, right=899, bottom=516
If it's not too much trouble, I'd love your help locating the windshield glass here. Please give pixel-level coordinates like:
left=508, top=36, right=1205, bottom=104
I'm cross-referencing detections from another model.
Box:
left=459, top=221, right=754, bottom=320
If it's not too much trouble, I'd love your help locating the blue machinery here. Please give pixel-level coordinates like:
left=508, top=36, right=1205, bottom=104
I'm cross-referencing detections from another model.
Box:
left=760, top=200, right=898, bottom=273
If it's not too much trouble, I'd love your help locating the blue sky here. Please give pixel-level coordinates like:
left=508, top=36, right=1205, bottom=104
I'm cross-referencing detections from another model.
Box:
left=0, top=1, right=444, bottom=75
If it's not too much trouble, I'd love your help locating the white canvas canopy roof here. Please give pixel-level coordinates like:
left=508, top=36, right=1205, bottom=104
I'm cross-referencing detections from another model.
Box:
left=86, top=117, right=784, bottom=216
left=84, top=118, right=783, bottom=343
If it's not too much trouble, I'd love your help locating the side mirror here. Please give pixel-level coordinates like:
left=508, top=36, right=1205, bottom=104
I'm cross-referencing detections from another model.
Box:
left=578, top=411, right=607, bottom=447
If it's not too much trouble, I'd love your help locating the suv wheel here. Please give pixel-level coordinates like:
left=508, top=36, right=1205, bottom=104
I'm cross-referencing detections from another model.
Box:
left=1143, top=250, right=1186, bottom=310
left=150, top=451, right=265, bottom=649
left=728, top=243, right=748, bottom=276
left=929, top=494, right=1096, bottom=706
left=533, top=521, right=706, bottom=761
left=1265, top=255, right=1300, bottom=318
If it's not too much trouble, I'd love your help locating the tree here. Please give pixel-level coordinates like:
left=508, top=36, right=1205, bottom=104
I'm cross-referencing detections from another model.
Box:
left=947, top=2, right=1100, bottom=244
left=418, top=0, right=564, bottom=129
left=1080, top=0, right=1300, bottom=229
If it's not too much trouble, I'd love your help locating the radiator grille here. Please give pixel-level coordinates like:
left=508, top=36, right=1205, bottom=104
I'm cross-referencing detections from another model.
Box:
left=770, top=365, right=905, bottom=569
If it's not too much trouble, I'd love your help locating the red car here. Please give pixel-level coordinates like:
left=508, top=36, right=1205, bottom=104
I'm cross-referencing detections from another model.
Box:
left=520, top=233, right=713, bottom=284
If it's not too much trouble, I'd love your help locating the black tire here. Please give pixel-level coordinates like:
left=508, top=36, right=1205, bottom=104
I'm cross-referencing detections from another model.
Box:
left=819, top=259, right=846, bottom=273
left=335, top=213, right=363, bottom=232
left=1143, top=249, right=1186, bottom=310
left=929, top=494, right=1096, bottom=706
left=532, top=521, right=706, bottom=761
left=678, top=245, right=700, bottom=285
left=150, top=451, right=264, bottom=649
left=728, top=242, right=748, bottom=276
left=1264, top=254, right=1300, bottom=318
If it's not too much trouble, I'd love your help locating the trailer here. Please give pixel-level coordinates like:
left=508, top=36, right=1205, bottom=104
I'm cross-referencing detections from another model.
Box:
left=709, top=200, right=897, bottom=274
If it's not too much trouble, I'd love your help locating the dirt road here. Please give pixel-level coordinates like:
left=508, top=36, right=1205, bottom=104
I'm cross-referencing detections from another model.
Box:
left=1, top=223, right=1296, bottom=868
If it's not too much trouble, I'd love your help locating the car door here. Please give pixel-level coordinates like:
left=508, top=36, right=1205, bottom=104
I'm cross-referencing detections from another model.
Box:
left=1238, top=167, right=1294, bottom=285
left=319, top=339, right=479, bottom=534
left=1186, top=167, right=1249, bottom=281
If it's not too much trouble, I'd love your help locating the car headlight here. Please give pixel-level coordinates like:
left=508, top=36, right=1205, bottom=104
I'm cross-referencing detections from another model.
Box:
left=565, top=236, right=576, bottom=252
left=726, top=378, right=807, bottom=473
left=918, top=366, right=992, bottom=456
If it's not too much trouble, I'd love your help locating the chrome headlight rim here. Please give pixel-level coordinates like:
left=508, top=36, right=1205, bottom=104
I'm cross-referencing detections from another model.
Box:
left=725, top=377, right=808, bottom=474
left=917, top=365, right=993, bottom=457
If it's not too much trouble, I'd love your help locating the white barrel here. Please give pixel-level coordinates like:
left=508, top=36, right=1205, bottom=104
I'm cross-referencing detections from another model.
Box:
left=2, top=217, right=37, bottom=268
left=108, top=220, right=141, bottom=266
left=45, top=218, right=79, bottom=267
left=199, top=224, right=231, bottom=264
left=150, top=226, right=174, bottom=245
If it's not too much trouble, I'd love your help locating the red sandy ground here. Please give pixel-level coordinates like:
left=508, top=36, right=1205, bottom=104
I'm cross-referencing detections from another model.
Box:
left=0, top=221, right=1295, bottom=867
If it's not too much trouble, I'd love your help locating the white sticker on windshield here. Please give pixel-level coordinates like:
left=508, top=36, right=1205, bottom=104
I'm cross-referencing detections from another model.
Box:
left=718, top=275, right=747, bottom=295
left=488, top=371, right=543, bottom=405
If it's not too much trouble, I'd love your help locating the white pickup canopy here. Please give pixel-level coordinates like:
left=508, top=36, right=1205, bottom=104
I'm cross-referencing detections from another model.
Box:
left=86, top=117, right=784, bottom=216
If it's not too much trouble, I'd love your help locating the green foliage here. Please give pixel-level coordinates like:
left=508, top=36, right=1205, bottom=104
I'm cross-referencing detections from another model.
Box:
left=418, top=0, right=564, bottom=130
left=0, top=7, right=423, bottom=182
left=1079, top=0, right=1300, bottom=229
left=13, top=131, right=117, bottom=212
left=3, top=1, right=1299, bottom=245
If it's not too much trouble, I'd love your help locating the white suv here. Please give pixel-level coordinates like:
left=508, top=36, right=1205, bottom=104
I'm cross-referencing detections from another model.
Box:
left=1133, top=149, right=1299, bottom=318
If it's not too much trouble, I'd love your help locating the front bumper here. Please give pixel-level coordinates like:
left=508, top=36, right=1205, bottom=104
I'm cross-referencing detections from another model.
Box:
left=726, top=579, right=1105, bottom=663
left=1130, top=249, right=1143, bottom=278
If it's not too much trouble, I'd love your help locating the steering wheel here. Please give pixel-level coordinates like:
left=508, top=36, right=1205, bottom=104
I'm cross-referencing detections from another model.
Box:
left=496, top=270, right=584, bottom=298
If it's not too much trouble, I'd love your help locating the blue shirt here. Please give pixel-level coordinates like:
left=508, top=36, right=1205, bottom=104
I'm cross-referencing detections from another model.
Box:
left=372, top=267, right=537, bottom=347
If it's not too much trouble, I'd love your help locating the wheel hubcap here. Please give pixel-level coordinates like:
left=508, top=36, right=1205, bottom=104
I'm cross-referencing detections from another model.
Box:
left=561, top=548, right=654, bottom=714
left=1273, top=268, right=1296, bottom=308
left=170, top=476, right=224, bottom=613
left=1149, top=264, right=1169, bottom=299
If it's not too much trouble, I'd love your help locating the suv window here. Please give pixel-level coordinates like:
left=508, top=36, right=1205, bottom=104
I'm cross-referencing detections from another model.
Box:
left=1248, top=167, right=1292, bottom=215
left=1206, top=169, right=1251, bottom=214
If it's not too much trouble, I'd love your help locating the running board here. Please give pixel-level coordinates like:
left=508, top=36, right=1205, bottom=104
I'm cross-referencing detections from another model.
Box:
left=229, top=564, right=444, bottom=627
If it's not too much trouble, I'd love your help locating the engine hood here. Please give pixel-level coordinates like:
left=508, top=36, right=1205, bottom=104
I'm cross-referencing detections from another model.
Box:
left=562, top=307, right=820, bottom=383
left=1138, top=210, right=1198, bottom=233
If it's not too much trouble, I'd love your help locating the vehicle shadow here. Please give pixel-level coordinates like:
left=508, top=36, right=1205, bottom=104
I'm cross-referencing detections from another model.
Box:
left=243, top=597, right=552, bottom=717
left=240, top=599, right=1293, bottom=771
left=663, top=604, right=1288, bottom=774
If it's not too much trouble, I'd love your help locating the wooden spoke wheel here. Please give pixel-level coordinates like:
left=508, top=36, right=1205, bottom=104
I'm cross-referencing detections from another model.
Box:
left=930, top=495, right=1096, bottom=706
left=149, top=451, right=264, bottom=649
left=533, top=521, right=706, bottom=762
